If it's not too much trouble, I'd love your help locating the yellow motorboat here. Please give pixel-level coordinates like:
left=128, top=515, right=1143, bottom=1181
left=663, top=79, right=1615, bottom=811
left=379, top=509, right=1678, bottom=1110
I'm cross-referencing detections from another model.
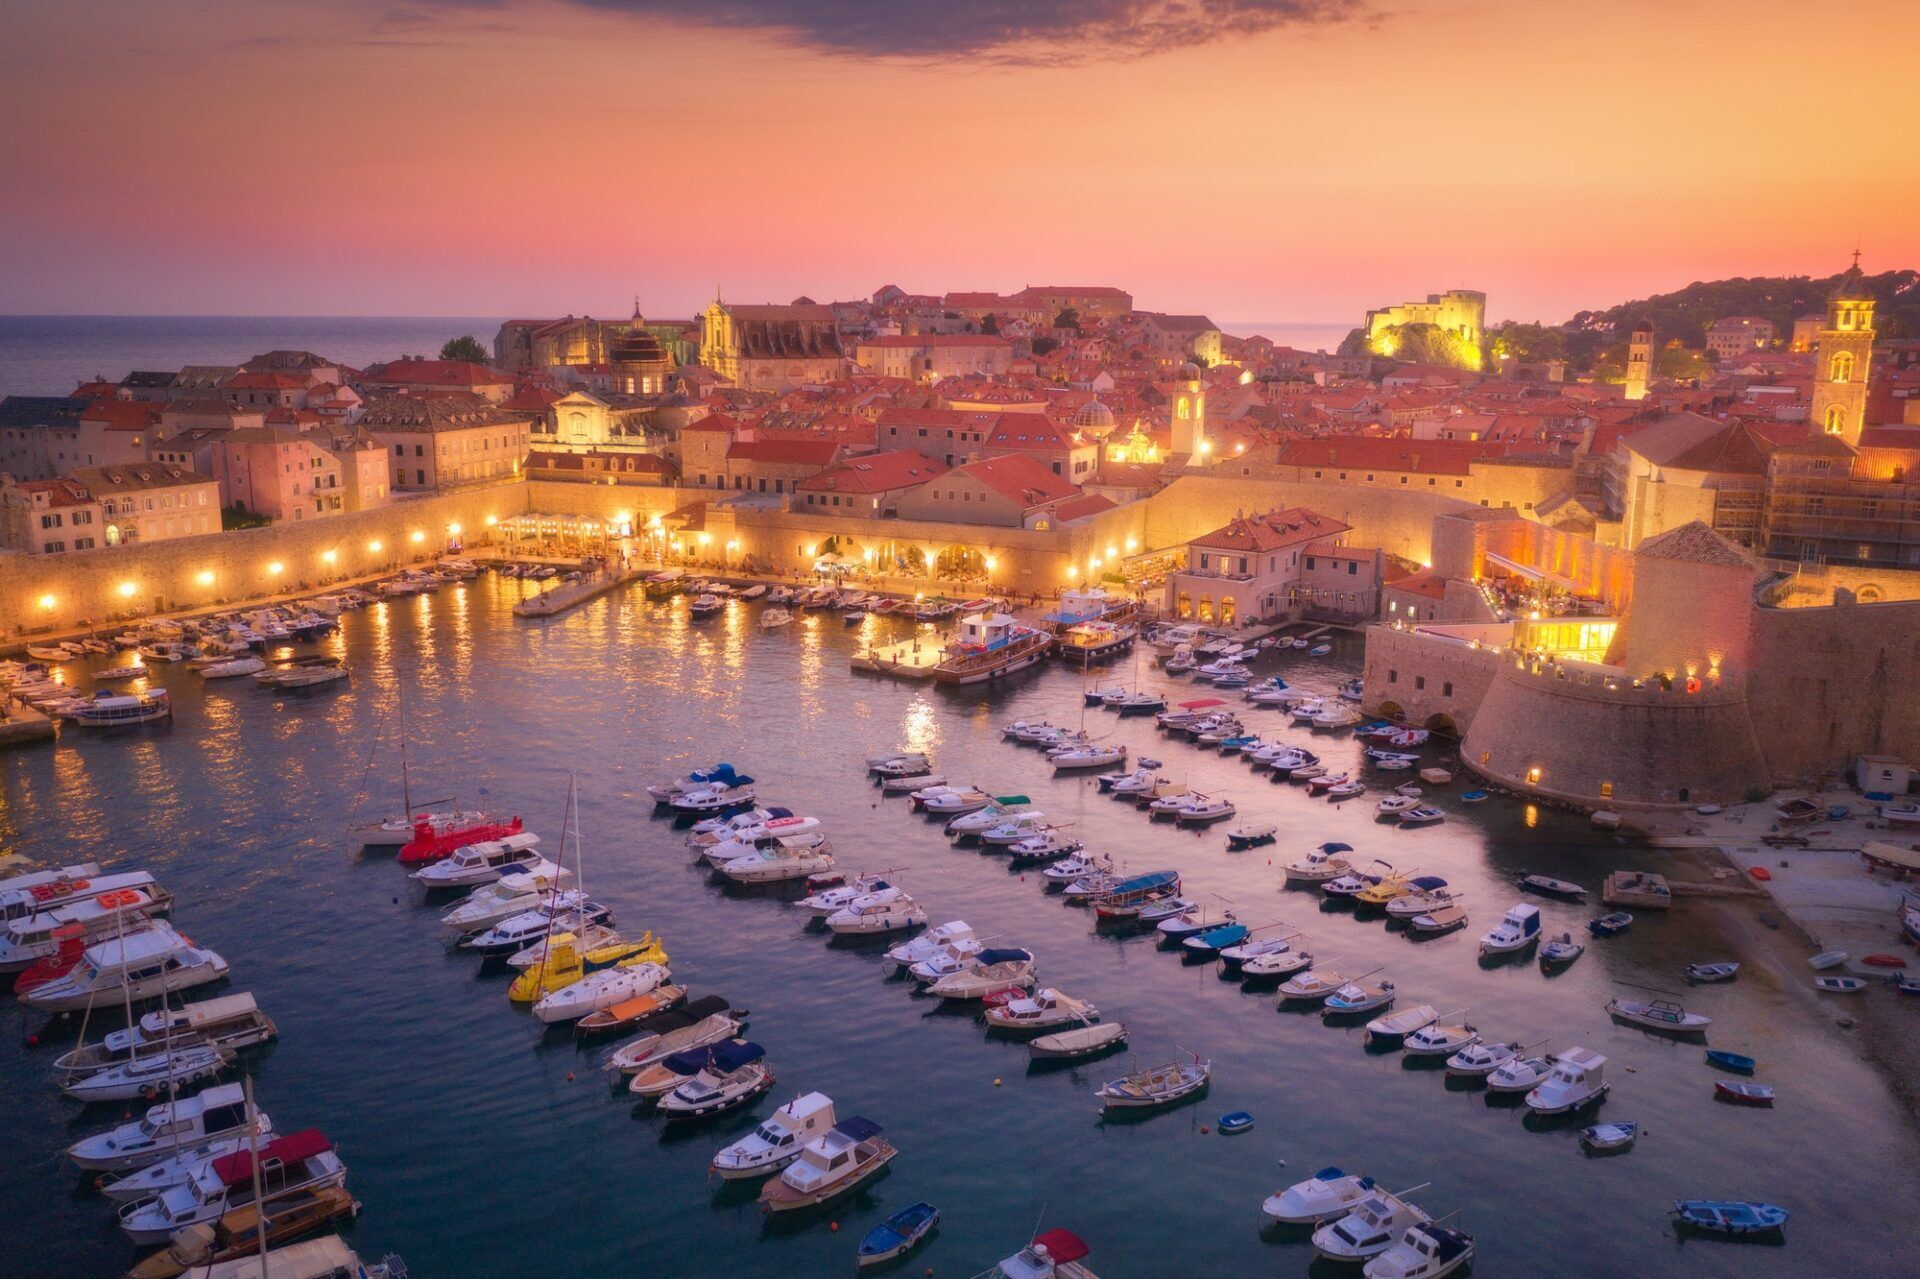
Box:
left=1354, top=874, right=1416, bottom=907
left=508, top=932, right=668, bottom=1003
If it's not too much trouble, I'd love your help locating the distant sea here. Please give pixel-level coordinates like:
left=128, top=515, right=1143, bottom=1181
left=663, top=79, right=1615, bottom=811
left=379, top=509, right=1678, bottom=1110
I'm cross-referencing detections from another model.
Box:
left=0, top=315, right=505, bottom=398
left=0, top=314, right=1353, bottom=400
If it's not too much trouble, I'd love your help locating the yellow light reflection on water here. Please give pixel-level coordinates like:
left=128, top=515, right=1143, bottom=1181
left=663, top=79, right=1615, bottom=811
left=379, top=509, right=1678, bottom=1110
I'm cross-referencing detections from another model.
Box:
left=902, top=696, right=938, bottom=757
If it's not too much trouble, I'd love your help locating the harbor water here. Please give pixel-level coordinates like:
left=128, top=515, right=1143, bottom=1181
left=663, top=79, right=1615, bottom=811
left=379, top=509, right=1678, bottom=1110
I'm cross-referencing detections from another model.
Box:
left=2, top=576, right=1915, bottom=1277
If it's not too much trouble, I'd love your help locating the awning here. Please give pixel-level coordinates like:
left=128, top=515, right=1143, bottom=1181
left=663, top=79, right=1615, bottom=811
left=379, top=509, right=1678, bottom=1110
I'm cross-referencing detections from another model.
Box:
left=1484, top=551, right=1584, bottom=593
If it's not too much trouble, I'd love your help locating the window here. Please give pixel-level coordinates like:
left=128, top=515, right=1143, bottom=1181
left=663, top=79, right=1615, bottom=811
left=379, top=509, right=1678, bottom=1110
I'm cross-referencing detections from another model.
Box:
left=1347, top=561, right=1357, bottom=575
left=1414, top=675, right=1426, bottom=690
left=1442, top=681, right=1452, bottom=697
left=1599, top=782, right=1614, bottom=799
left=1387, top=669, right=1398, bottom=683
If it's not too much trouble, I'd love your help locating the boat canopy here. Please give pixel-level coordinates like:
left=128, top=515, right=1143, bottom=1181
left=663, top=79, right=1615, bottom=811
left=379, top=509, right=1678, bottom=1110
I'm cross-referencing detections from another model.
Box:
left=709, top=1040, right=764, bottom=1072
left=1177, top=697, right=1225, bottom=710
left=661, top=1045, right=721, bottom=1075
left=765, top=807, right=793, bottom=819
left=212, top=1128, right=330, bottom=1185
left=1408, top=876, right=1450, bottom=891
left=1320, top=843, right=1354, bottom=854
left=833, top=1115, right=884, bottom=1142
left=1109, top=870, right=1178, bottom=895
left=1310, top=1166, right=1347, bottom=1181
left=993, top=796, right=1032, bottom=806
left=676, top=994, right=733, bottom=1021
left=692, top=764, right=738, bottom=784
left=975, top=948, right=1032, bottom=966
left=1031, top=1229, right=1090, bottom=1263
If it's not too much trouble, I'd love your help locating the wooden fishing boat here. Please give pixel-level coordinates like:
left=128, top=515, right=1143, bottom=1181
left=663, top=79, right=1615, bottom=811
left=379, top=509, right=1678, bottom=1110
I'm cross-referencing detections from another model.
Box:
left=1097, top=1057, right=1210, bottom=1111
left=857, top=1200, right=939, bottom=1268
left=1029, top=1021, right=1127, bottom=1060
left=126, top=1185, right=362, bottom=1278
left=574, top=982, right=688, bottom=1038
left=1704, top=1049, right=1756, bottom=1075
left=1672, top=1200, right=1788, bottom=1236
left=1714, top=1081, right=1775, bottom=1107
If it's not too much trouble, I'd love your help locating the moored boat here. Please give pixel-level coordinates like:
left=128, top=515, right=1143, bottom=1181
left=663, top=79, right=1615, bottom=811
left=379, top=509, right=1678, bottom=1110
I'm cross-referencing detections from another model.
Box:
left=758, top=1116, right=896, bottom=1212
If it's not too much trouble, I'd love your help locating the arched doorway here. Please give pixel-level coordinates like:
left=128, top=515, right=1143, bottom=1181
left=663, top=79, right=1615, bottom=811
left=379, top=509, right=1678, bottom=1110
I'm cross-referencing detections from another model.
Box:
left=1378, top=700, right=1405, bottom=719
left=935, top=545, right=986, bottom=579
left=1197, top=595, right=1214, bottom=622
left=1176, top=592, right=1192, bottom=619
left=1424, top=713, right=1457, bottom=735
left=1218, top=595, right=1237, bottom=627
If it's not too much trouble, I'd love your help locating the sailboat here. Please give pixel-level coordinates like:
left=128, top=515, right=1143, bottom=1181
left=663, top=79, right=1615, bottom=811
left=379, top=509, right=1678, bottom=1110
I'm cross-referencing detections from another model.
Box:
left=356, top=681, right=509, bottom=850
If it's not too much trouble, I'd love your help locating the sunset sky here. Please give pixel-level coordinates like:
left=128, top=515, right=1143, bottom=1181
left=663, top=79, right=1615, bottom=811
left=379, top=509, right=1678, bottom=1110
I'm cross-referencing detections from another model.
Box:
left=4, top=0, right=1916, bottom=328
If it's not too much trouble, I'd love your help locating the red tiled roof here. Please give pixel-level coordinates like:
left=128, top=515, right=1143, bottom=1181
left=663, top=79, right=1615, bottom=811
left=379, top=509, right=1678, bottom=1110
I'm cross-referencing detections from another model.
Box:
left=799, top=450, right=949, bottom=494
left=223, top=371, right=309, bottom=390
left=1048, top=493, right=1117, bottom=523
left=79, top=398, right=161, bottom=431
left=953, top=453, right=1081, bottom=507
left=1191, top=507, right=1349, bottom=552
left=860, top=334, right=1012, bottom=349
left=362, top=359, right=510, bottom=388
left=682, top=412, right=739, bottom=434
left=725, top=438, right=841, bottom=466
left=1388, top=569, right=1448, bottom=600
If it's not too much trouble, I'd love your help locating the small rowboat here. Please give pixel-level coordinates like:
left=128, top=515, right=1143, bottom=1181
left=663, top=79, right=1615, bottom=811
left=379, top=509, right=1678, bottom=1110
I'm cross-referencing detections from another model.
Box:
left=1747, top=866, right=1772, bottom=881
left=1807, top=949, right=1849, bottom=970
left=1814, top=976, right=1866, bottom=993
left=1714, top=1081, right=1774, bottom=1107
left=1705, top=1049, right=1756, bottom=1075
left=1861, top=953, right=1907, bottom=968
left=1672, top=1201, right=1788, bottom=1236
left=574, top=983, right=689, bottom=1038
left=1459, top=790, right=1489, bottom=805
left=1685, top=962, right=1740, bottom=983
left=856, top=1200, right=938, bottom=1269
left=1097, top=1057, right=1210, bottom=1111
left=1217, top=1110, right=1254, bottom=1134
left=1030, top=1021, right=1127, bottom=1060
left=1587, top=912, right=1633, bottom=937
left=1518, top=874, right=1586, bottom=899
left=1580, top=1121, right=1637, bottom=1152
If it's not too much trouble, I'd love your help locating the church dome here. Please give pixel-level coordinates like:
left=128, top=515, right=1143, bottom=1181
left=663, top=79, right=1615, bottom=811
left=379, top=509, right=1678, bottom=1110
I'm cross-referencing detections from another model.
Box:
left=1073, top=398, right=1117, bottom=438
left=1176, top=360, right=1202, bottom=381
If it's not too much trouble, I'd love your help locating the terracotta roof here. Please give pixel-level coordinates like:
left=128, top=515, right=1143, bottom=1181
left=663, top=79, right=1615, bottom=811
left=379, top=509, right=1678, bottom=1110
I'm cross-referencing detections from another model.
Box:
left=799, top=450, right=948, bottom=494
left=222, top=371, right=309, bottom=390
left=1191, top=507, right=1349, bottom=553
left=68, top=462, right=213, bottom=494
left=1388, top=569, right=1448, bottom=600
left=361, top=359, right=510, bottom=388
left=356, top=393, right=528, bottom=431
left=860, top=334, right=1011, bottom=349
left=1635, top=520, right=1758, bottom=570
left=951, top=453, right=1081, bottom=508
left=724, top=438, right=841, bottom=466
left=1048, top=493, right=1117, bottom=523
left=17, top=477, right=94, bottom=507
left=79, top=399, right=161, bottom=431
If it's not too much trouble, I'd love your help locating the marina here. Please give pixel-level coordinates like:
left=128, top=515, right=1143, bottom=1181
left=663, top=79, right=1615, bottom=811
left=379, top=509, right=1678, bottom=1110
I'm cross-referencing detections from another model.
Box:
left=2, top=570, right=1917, bottom=1276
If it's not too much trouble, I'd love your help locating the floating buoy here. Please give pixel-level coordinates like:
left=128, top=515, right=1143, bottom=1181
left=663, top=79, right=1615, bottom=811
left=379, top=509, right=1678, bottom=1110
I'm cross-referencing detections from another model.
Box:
left=24, top=1034, right=38, bottom=1047
left=829, top=1221, right=839, bottom=1233
left=993, top=1078, right=1002, bottom=1087
left=566, top=1071, right=575, bottom=1081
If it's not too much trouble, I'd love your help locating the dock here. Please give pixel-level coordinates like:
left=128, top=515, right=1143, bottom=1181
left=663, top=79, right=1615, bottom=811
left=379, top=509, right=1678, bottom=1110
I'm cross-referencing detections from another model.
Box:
left=512, top=566, right=642, bottom=619
left=851, top=637, right=944, bottom=680
left=0, top=699, right=58, bottom=750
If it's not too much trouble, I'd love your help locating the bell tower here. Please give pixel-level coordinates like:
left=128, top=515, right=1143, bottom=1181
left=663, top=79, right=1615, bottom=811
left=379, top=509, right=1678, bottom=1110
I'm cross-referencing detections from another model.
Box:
left=1172, top=361, right=1207, bottom=460
left=1810, top=255, right=1875, bottom=446
left=1624, top=320, right=1653, bottom=402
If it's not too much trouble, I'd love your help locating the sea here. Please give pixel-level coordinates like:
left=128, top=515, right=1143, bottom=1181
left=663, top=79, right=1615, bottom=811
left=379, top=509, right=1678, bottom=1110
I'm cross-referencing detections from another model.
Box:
left=2, top=581, right=1913, bottom=1277
left=0, top=317, right=1353, bottom=400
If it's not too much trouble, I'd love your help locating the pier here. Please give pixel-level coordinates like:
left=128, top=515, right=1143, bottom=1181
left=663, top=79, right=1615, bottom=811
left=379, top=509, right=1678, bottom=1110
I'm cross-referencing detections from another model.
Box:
left=0, top=699, right=57, bottom=751
left=850, top=637, right=944, bottom=680
left=512, top=565, right=643, bottom=618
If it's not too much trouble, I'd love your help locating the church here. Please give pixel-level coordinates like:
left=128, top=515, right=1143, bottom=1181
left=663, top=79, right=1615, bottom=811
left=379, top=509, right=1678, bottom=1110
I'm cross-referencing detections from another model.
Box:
left=699, top=300, right=846, bottom=392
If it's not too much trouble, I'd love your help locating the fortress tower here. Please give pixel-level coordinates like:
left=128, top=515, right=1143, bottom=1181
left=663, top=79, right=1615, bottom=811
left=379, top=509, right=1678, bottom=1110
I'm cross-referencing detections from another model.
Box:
left=1810, top=257, right=1875, bottom=446
left=1624, top=320, right=1653, bottom=401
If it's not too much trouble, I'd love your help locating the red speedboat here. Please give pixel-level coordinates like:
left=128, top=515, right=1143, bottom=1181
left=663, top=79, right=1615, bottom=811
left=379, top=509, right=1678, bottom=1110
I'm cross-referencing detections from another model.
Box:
left=13, top=924, right=86, bottom=995
left=396, top=814, right=523, bottom=864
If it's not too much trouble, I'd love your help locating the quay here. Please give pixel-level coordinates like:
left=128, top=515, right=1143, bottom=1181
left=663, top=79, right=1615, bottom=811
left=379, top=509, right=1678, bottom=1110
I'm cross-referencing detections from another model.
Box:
left=0, top=699, right=57, bottom=751
left=511, top=564, right=643, bottom=618
left=850, top=636, right=943, bottom=679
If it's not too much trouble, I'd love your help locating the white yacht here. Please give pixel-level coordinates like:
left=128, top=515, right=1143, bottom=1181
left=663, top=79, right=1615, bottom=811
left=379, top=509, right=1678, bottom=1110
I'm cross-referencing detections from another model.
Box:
left=977, top=813, right=1052, bottom=846
left=919, top=787, right=993, bottom=815
left=460, top=901, right=609, bottom=956
left=60, top=1042, right=231, bottom=1103
left=670, top=777, right=758, bottom=814
left=827, top=893, right=927, bottom=936
left=983, top=988, right=1098, bottom=1034
left=927, top=948, right=1036, bottom=1000
left=25, top=923, right=229, bottom=1014
left=886, top=920, right=976, bottom=969
left=720, top=836, right=836, bottom=884
left=408, top=831, right=545, bottom=888
left=946, top=800, right=1033, bottom=837
left=796, top=874, right=893, bottom=918
left=1263, top=1166, right=1376, bottom=1226
left=437, top=868, right=575, bottom=935
left=118, top=1128, right=346, bottom=1245
left=68, top=1082, right=268, bottom=1174
left=711, top=1091, right=837, bottom=1180
left=1312, top=1185, right=1431, bottom=1263
left=532, top=961, right=671, bottom=1024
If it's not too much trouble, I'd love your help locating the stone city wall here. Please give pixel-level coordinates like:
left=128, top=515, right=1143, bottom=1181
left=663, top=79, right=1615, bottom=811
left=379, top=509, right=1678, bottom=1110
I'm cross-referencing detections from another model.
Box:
left=1141, top=474, right=1475, bottom=565
left=1764, top=562, right=1920, bottom=608
left=1746, top=595, right=1920, bottom=784
left=3, top=482, right=530, bottom=637
left=1360, top=624, right=1503, bottom=734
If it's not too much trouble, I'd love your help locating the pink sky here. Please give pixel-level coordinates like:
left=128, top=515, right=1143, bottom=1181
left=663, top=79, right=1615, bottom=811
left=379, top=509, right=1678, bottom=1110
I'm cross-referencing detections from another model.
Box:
left=3, top=0, right=1915, bottom=326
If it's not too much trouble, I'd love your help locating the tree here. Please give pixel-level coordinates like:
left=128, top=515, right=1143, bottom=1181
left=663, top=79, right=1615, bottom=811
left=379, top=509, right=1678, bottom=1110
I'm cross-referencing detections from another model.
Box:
left=440, top=335, right=488, bottom=364
left=1053, top=308, right=1081, bottom=331
left=1490, top=322, right=1568, bottom=366
left=1031, top=336, right=1059, bottom=356
left=980, top=312, right=1000, bottom=335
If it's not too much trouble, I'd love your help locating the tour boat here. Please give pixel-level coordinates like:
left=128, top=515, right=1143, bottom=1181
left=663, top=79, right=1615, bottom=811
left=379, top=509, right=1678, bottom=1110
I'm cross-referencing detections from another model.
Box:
left=506, top=933, right=667, bottom=1002
left=1518, top=874, right=1588, bottom=900
left=719, top=835, right=836, bottom=884
left=1312, top=1185, right=1432, bottom=1263
left=1581, top=1121, right=1639, bottom=1153
left=657, top=1039, right=773, bottom=1118
left=984, top=988, right=1098, bottom=1034
left=460, top=901, right=611, bottom=956
left=409, top=831, right=545, bottom=888
left=1397, top=806, right=1445, bottom=827
left=1444, top=1039, right=1524, bottom=1079
left=827, top=892, right=927, bottom=935
left=1363, top=1003, right=1438, bottom=1047
left=437, top=868, right=574, bottom=934
left=608, top=999, right=740, bottom=1078
left=395, top=814, right=526, bottom=865
left=1671, top=1200, right=1788, bottom=1236
left=25, top=924, right=229, bottom=1014
left=758, top=1116, right=897, bottom=1212
left=1607, top=997, right=1710, bottom=1035
left=1264, top=1167, right=1375, bottom=1226
left=1485, top=1053, right=1556, bottom=1094
left=1324, top=975, right=1396, bottom=1016
left=0, top=883, right=171, bottom=970
left=1524, top=1047, right=1609, bottom=1114
left=1587, top=912, right=1634, bottom=937
left=1539, top=933, right=1585, bottom=967
left=1284, top=842, right=1356, bottom=885
left=1056, top=620, right=1137, bottom=666
left=1097, top=1056, right=1210, bottom=1111
left=1478, top=904, right=1542, bottom=957
left=711, top=1091, right=837, bottom=1180
left=1029, top=1021, right=1128, bottom=1062
left=69, top=1083, right=269, bottom=1174
left=1362, top=1222, right=1474, bottom=1279
left=927, top=947, right=1037, bottom=1001
left=1403, top=1014, right=1479, bottom=1058
left=71, top=688, right=172, bottom=728
left=53, top=991, right=276, bottom=1079
left=886, top=919, right=976, bottom=969
left=858, top=1200, right=940, bottom=1269
left=932, top=612, right=1051, bottom=685
left=531, top=960, right=670, bottom=1023
left=118, top=1128, right=346, bottom=1246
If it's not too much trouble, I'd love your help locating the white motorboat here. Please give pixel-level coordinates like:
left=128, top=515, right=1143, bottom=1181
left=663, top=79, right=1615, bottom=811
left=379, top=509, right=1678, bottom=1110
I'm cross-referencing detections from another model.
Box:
left=699, top=827, right=832, bottom=867
left=1362, top=1222, right=1475, bottom=1279
left=886, top=920, right=975, bottom=968
left=918, top=787, right=993, bottom=815
left=827, top=893, right=927, bottom=935
left=881, top=771, right=944, bottom=794
left=720, top=836, right=836, bottom=884
left=1445, top=1039, right=1525, bottom=1079
left=609, top=1002, right=741, bottom=1078
left=1486, top=1053, right=1556, bottom=1094
left=689, top=809, right=817, bottom=848
left=1106, top=770, right=1164, bottom=799
left=1051, top=743, right=1127, bottom=771
left=1241, top=947, right=1317, bottom=983
left=1407, top=902, right=1469, bottom=936
left=1313, top=1185, right=1431, bottom=1263
left=59, top=1041, right=231, bottom=1103
left=869, top=751, right=933, bottom=777
left=1605, top=997, right=1711, bottom=1035
left=1403, top=1015, right=1480, bottom=1058
left=1478, top=904, right=1542, bottom=956
left=927, top=947, right=1036, bottom=1000
left=1327, top=780, right=1367, bottom=800
left=408, top=831, right=544, bottom=888
left=199, top=655, right=266, bottom=679
left=460, top=900, right=609, bottom=955
left=1173, top=794, right=1236, bottom=825
left=94, top=1127, right=272, bottom=1205
left=1097, top=1057, right=1210, bottom=1111
left=983, top=988, right=1099, bottom=1034
left=1007, top=828, right=1083, bottom=861
left=647, top=764, right=746, bottom=805
left=657, top=1040, right=774, bottom=1118
left=1283, top=843, right=1355, bottom=884
left=711, top=1091, right=836, bottom=1180
left=1581, top=1121, right=1640, bottom=1153
left=254, top=657, right=348, bottom=691
left=1263, top=1166, right=1376, bottom=1226
left=1398, top=806, right=1445, bottom=827
left=1043, top=852, right=1112, bottom=884
left=1525, top=1047, right=1609, bottom=1114
left=758, top=1116, right=897, bottom=1212
left=759, top=608, right=794, bottom=629
left=1540, top=933, right=1585, bottom=966
left=0, top=884, right=172, bottom=970
left=25, top=924, right=229, bottom=1014
left=1362, top=1003, right=1437, bottom=1046
left=978, top=813, right=1052, bottom=846
left=796, top=874, right=894, bottom=918
left=117, top=1128, right=346, bottom=1246
left=531, top=961, right=670, bottom=1024
left=946, top=799, right=1034, bottom=836
left=1384, top=880, right=1458, bottom=921
left=1279, top=967, right=1350, bottom=1002
left=437, top=867, right=574, bottom=934
left=68, top=1083, right=268, bottom=1174
left=1030, top=1021, right=1128, bottom=1060
left=54, top=992, right=274, bottom=1078
left=671, top=778, right=758, bottom=814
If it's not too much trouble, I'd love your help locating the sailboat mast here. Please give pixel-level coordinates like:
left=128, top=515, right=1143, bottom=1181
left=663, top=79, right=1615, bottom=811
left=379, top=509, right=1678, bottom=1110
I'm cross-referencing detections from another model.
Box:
left=244, top=1074, right=269, bottom=1265
left=398, top=679, right=413, bottom=816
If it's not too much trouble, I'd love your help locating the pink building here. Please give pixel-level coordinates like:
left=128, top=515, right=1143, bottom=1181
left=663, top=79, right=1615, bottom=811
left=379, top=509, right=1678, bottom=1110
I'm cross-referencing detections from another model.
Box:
left=1165, top=507, right=1379, bottom=627
left=209, top=426, right=346, bottom=521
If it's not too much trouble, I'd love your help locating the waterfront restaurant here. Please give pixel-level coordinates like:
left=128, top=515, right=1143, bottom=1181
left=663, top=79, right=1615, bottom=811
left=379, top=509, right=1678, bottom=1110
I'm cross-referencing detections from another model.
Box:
left=1163, top=507, right=1352, bottom=627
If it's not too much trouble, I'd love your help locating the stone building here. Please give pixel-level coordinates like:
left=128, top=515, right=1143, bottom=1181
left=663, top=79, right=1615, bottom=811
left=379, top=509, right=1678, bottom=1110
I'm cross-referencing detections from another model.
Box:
left=1705, top=316, right=1775, bottom=362
left=797, top=450, right=949, bottom=519
left=854, top=334, right=1012, bottom=382
left=1810, top=262, right=1875, bottom=445
left=67, top=463, right=220, bottom=546
left=699, top=301, right=845, bottom=392
left=1011, top=285, right=1133, bottom=321
left=1623, top=321, right=1652, bottom=401
left=1164, top=507, right=1362, bottom=626
left=1364, top=289, right=1486, bottom=359
left=1137, top=314, right=1224, bottom=368
left=2, top=477, right=103, bottom=553
left=356, top=394, right=533, bottom=492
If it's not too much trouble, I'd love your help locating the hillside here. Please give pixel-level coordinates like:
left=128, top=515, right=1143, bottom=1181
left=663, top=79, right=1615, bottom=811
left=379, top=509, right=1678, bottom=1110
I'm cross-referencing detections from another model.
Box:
left=1565, top=269, right=1920, bottom=346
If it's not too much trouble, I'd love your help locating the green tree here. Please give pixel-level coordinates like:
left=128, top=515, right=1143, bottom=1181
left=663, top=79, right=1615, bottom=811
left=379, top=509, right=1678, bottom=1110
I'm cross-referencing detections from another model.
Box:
left=1490, top=322, right=1568, bottom=365
left=1031, top=336, right=1059, bottom=356
left=440, top=335, right=488, bottom=364
left=1053, top=308, right=1081, bottom=331
left=980, top=312, right=1000, bottom=335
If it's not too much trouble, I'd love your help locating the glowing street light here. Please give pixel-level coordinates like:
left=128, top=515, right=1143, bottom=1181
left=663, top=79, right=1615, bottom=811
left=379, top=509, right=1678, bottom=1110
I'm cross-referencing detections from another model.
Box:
left=37, top=593, right=55, bottom=610
left=369, top=539, right=384, bottom=553
left=118, top=581, right=137, bottom=598
left=409, top=530, right=425, bottom=544
left=267, top=561, right=284, bottom=575
left=197, top=570, right=215, bottom=586
left=321, top=550, right=337, bottom=564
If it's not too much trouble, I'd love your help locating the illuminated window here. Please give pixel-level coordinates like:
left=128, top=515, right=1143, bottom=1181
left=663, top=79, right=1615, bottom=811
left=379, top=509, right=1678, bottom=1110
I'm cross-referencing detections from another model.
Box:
left=1526, top=766, right=1542, bottom=784
left=1830, top=351, right=1854, bottom=383
left=1599, top=782, right=1614, bottom=799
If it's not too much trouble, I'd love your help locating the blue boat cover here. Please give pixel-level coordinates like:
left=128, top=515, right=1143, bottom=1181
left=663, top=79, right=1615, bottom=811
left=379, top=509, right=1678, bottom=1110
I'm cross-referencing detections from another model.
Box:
left=692, top=764, right=738, bottom=784
left=834, top=1115, right=883, bottom=1141
left=1320, top=842, right=1354, bottom=854
left=975, top=948, right=1032, bottom=965
left=1408, top=876, right=1449, bottom=891
left=1312, top=1166, right=1346, bottom=1181
left=1196, top=924, right=1249, bottom=946
left=661, top=1045, right=720, bottom=1074
left=708, top=1040, right=764, bottom=1072
left=766, top=807, right=793, bottom=818
left=1109, top=870, right=1178, bottom=894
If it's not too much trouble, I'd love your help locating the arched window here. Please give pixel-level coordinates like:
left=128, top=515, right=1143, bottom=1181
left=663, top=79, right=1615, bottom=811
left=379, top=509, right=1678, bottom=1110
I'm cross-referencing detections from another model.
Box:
left=1176, top=592, right=1192, bottom=619
left=1830, top=351, right=1854, bottom=383
left=1176, top=396, right=1190, bottom=420
left=1219, top=596, right=1237, bottom=626
left=1824, top=405, right=1847, bottom=435
left=1198, top=595, right=1214, bottom=622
